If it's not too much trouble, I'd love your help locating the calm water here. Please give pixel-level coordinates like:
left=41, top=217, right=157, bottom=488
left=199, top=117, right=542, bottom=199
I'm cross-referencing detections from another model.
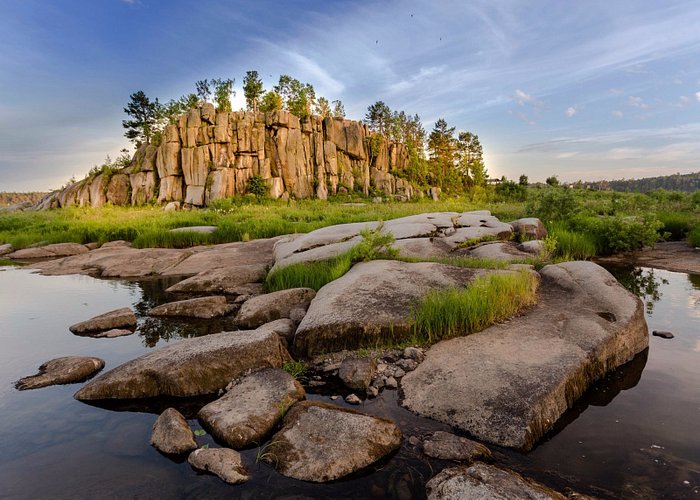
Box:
left=0, top=265, right=698, bottom=498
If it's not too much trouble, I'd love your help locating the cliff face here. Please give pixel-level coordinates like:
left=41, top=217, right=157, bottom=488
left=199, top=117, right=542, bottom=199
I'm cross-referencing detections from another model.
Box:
left=51, top=104, right=417, bottom=209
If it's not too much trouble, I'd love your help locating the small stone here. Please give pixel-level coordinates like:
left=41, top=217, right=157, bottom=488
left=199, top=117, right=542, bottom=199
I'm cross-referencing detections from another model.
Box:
left=345, top=393, right=361, bottom=405
left=150, top=408, right=197, bottom=455
left=187, top=448, right=249, bottom=485
left=339, top=357, right=377, bottom=391
left=394, top=368, right=406, bottom=378
left=377, top=363, right=388, bottom=373
left=366, top=386, right=379, bottom=398
left=408, top=436, right=420, bottom=446
left=309, top=380, right=326, bottom=387
left=423, top=431, right=492, bottom=461
left=397, top=358, right=419, bottom=372
left=385, top=377, right=398, bottom=389
left=371, top=377, right=385, bottom=389
left=652, top=330, right=674, bottom=339
left=402, top=347, right=425, bottom=363
left=330, top=395, right=339, bottom=400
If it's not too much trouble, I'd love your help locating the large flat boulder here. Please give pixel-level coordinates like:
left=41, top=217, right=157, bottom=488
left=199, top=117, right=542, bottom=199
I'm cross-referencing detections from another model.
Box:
left=165, top=263, right=267, bottom=295
left=15, top=356, right=105, bottom=390
left=69, top=307, right=137, bottom=335
left=273, top=222, right=379, bottom=262
left=7, top=243, right=89, bottom=260
left=235, top=287, right=316, bottom=329
left=294, top=260, right=483, bottom=356
left=426, top=464, right=567, bottom=500
left=266, top=401, right=402, bottom=482
left=198, top=368, right=305, bottom=448
left=147, top=296, right=234, bottom=319
left=401, top=261, right=648, bottom=451
left=74, top=324, right=291, bottom=400
left=468, top=242, right=533, bottom=262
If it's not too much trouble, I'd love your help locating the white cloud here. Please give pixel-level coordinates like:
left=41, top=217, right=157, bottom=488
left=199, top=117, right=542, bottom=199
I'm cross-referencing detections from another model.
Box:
left=611, top=110, right=624, bottom=118
left=696, top=91, right=700, bottom=103
left=607, top=148, right=642, bottom=160
left=565, top=106, right=577, bottom=117
left=556, top=152, right=578, bottom=159
left=628, top=96, right=649, bottom=109
left=514, top=89, right=533, bottom=106
left=284, top=51, right=345, bottom=96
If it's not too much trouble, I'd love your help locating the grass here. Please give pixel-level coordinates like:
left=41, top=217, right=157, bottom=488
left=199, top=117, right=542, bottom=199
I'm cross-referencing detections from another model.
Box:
left=547, top=223, right=597, bottom=260
left=0, top=258, right=20, bottom=267
left=411, top=270, right=539, bottom=344
left=657, top=211, right=695, bottom=240
left=688, top=226, right=700, bottom=247
left=264, top=252, right=355, bottom=292
left=282, top=360, right=308, bottom=380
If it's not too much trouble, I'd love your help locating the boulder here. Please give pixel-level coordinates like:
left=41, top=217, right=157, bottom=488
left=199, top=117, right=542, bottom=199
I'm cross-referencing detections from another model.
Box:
left=187, top=448, right=249, bottom=485
left=69, top=307, right=137, bottom=335
left=0, top=243, right=13, bottom=256
left=163, top=201, right=180, bottom=212
left=468, top=242, right=533, bottom=262
left=15, top=356, right=105, bottom=390
left=7, top=243, right=89, bottom=260
left=401, top=261, right=649, bottom=450
left=74, top=325, right=291, bottom=400
left=266, top=401, right=402, bottom=482
left=166, top=264, right=266, bottom=296
left=236, top=288, right=316, bottom=329
left=150, top=408, right=198, bottom=455
left=147, top=296, right=234, bottom=319
left=511, top=218, right=548, bottom=240
left=294, top=260, right=483, bottom=356
left=198, top=368, right=305, bottom=448
left=426, top=464, right=567, bottom=500
left=422, top=431, right=492, bottom=461
left=338, top=357, right=377, bottom=391
left=273, top=221, right=379, bottom=263
left=443, top=226, right=514, bottom=249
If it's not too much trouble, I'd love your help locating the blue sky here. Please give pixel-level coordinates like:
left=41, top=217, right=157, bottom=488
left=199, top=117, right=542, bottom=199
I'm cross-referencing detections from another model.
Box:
left=1, top=0, right=699, bottom=191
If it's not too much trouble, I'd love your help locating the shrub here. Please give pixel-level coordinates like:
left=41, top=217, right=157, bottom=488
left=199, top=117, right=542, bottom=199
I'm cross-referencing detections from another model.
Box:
left=657, top=211, right=693, bottom=240
left=411, top=270, right=539, bottom=343
left=494, top=180, right=527, bottom=201
left=528, top=188, right=579, bottom=222
left=688, top=226, right=700, bottom=247
left=350, top=223, right=399, bottom=261
left=571, top=215, right=662, bottom=255
left=247, top=175, right=268, bottom=199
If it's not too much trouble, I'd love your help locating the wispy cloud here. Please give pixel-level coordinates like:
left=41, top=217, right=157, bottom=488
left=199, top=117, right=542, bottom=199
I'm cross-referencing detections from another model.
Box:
left=565, top=106, right=577, bottom=117
left=628, top=96, right=649, bottom=108
left=611, top=110, right=624, bottom=118
left=696, top=91, right=700, bottom=103
left=514, top=89, right=533, bottom=106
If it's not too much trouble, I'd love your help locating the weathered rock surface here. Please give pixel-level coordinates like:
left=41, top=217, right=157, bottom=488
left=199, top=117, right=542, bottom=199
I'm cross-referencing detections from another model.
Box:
left=266, top=401, right=402, bottom=482
left=187, top=448, right=249, bottom=485
left=15, top=356, right=105, bottom=390
left=169, top=225, right=217, bottom=234
left=422, top=431, right=492, bottom=462
left=294, top=260, right=483, bottom=356
left=510, top=217, right=548, bottom=240
left=426, top=463, right=567, bottom=500
left=7, top=243, right=89, bottom=260
left=198, top=368, right=305, bottom=448
left=338, top=357, right=377, bottom=391
left=74, top=325, right=291, bottom=400
left=91, top=328, right=134, bottom=338
left=150, top=408, right=197, bottom=455
left=0, top=243, right=13, bottom=256
left=519, top=240, right=547, bottom=255
left=402, top=261, right=649, bottom=450
left=69, top=307, right=137, bottom=335
left=147, top=296, right=234, bottom=319
left=236, top=288, right=316, bottom=328
left=468, top=242, right=533, bottom=262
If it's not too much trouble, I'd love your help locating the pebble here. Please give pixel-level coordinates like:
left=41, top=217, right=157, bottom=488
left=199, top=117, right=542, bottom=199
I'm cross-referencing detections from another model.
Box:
left=385, top=377, right=398, bottom=389
left=330, top=395, right=339, bottom=400
left=366, top=386, right=379, bottom=398
left=377, top=363, right=388, bottom=373
left=408, top=435, right=420, bottom=446
left=402, top=347, right=425, bottom=363
left=393, top=368, right=406, bottom=379
left=396, top=359, right=418, bottom=372
left=652, top=330, right=674, bottom=339
left=345, top=394, right=361, bottom=405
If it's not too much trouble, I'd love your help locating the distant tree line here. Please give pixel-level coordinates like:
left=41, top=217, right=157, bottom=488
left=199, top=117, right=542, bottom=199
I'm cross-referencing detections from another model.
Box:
left=585, top=172, right=700, bottom=193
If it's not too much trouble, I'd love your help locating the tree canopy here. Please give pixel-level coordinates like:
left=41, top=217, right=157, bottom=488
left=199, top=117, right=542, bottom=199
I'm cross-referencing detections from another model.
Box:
left=122, top=91, right=160, bottom=146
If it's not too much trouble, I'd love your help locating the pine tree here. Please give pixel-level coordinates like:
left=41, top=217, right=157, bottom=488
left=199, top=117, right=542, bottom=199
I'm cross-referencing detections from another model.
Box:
left=122, top=91, right=160, bottom=146
left=243, top=70, right=265, bottom=113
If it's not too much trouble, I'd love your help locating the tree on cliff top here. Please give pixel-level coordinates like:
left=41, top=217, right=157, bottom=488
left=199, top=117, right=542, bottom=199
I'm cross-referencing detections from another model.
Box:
left=259, top=90, right=283, bottom=112
left=243, top=71, right=265, bottom=113
left=122, top=91, right=160, bottom=146
left=212, top=78, right=235, bottom=112
left=365, top=101, right=392, bottom=136
left=275, top=75, right=316, bottom=119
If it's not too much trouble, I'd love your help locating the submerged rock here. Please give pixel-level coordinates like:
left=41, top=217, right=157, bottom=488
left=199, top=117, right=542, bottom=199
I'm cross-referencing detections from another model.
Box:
left=198, top=368, right=305, bottom=449
left=91, top=328, right=134, bottom=338
left=426, top=463, right=567, bottom=500
left=69, top=307, right=137, bottom=335
left=422, top=431, right=492, bottom=462
left=147, top=296, right=234, bottom=319
left=652, top=330, right=674, bottom=339
left=15, top=356, right=105, bottom=390
left=74, top=325, right=291, bottom=400
left=266, top=401, right=402, bottom=482
left=402, top=261, right=649, bottom=451
left=338, top=357, right=377, bottom=391
left=150, top=408, right=197, bottom=455
left=187, top=448, right=249, bottom=485
left=236, top=288, right=316, bottom=329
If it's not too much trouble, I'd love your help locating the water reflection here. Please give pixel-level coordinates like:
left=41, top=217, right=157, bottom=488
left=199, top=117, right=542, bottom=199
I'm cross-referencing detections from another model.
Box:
left=605, top=266, right=668, bottom=314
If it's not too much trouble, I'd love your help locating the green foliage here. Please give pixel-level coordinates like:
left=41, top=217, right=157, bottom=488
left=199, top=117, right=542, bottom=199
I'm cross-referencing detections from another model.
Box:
left=545, top=175, right=560, bottom=187
left=243, top=70, right=265, bottom=113
left=212, top=78, right=235, bottom=112
left=571, top=215, right=662, bottom=255
left=411, top=270, right=539, bottom=344
left=122, top=91, right=160, bottom=146
left=193, top=429, right=207, bottom=437
left=247, top=175, right=268, bottom=199
left=275, top=75, right=316, bottom=118
left=519, top=174, right=529, bottom=186
left=282, top=360, right=308, bottom=380
left=332, top=99, right=345, bottom=118
left=528, top=188, right=579, bottom=221
left=657, top=211, right=693, bottom=240
left=365, top=101, right=392, bottom=136
left=195, top=79, right=211, bottom=103
left=495, top=179, right=527, bottom=201
left=264, top=252, right=354, bottom=292
left=259, top=90, right=283, bottom=113
left=688, top=226, right=700, bottom=247
left=547, top=222, right=597, bottom=260
left=315, top=96, right=331, bottom=118
left=0, top=258, right=20, bottom=267
left=349, top=223, right=399, bottom=262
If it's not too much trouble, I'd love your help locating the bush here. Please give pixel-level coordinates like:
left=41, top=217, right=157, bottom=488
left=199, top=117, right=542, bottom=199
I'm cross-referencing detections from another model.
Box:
left=247, top=175, right=268, bottom=198
left=528, top=188, right=579, bottom=221
left=688, top=226, right=700, bottom=247
left=657, top=211, right=693, bottom=240
left=495, top=180, right=527, bottom=202
left=571, top=215, right=662, bottom=255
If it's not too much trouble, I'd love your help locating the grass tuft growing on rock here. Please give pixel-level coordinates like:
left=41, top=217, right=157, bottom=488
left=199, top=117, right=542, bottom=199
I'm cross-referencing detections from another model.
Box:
left=264, top=252, right=355, bottom=292
left=411, top=270, right=539, bottom=343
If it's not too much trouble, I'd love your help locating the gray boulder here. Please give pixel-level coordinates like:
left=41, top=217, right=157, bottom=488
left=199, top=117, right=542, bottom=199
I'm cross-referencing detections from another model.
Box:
left=468, top=242, right=533, bottom=262
left=147, top=296, right=234, bottom=319
left=519, top=240, right=547, bottom=255
left=294, top=260, right=483, bottom=356
left=150, top=408, right=197, bottom=455
left=338, top=357, right=377, bottom=391
left=69, top=307, right=137, bottom=335
left=15, top=356, right=105, bottom=390
left=510, top=217, right=548, bottom=240
left=165, top=263, right=267, bottom=295
left=266, top=401, right=402, bottom=482
left=74, top=325, right=291, bottom=400
left=187, top=448, right=249, bottom=485
left=6, top=242, right=89, bottom=260
left=401, top=261, right=648, bottom=450
left=422, top=431, right=492, bottom=461
left=0, top=243, right=13, bottom=256
left=236, top=288, right=316, bottom=329
left=198, top=368, right=305, bottom=448
left=426, top=463, right=567, bottom=500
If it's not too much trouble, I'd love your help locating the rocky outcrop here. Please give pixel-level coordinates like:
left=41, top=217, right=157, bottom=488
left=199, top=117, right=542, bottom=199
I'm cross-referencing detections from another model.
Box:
left=15, top=356, right=105, bottom=390
left=187, top=448, right=249, bottom=485
left=74, top=324, right=291, bottom=400
left=51, top=109, right=427, bottom=208
left=235, top=287, right=316, bottom=328
left=266, top=401, right=402, bottom=482
left=426, top=464, right=568, bottom=500
left=150, top=408, right=198, bottom=455
left=198, top=368, right=305, bottom=448
left=147, top=296, right=234, bottom=319
left=69, top=307, right=137, bottom=335
left=6, top=243, right=89, bottom=260
left=401, top=261, right=649, bottom=451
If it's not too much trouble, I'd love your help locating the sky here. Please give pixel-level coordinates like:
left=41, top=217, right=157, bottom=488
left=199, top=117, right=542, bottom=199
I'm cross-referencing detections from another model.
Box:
left=1, top=0, right=699, bottom=191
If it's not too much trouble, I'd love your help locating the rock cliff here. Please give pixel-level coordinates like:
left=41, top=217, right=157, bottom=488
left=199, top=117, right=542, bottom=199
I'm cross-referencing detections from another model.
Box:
left=49, top=105, right=418, bottom=208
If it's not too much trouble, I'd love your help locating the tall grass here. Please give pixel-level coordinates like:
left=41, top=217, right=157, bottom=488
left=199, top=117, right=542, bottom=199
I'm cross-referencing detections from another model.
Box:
left=264, top=252, right=355, bottom=292
left=688, top=226, right=700, bottom=248
left=548, top=223, right=597, bottom=260
left=657, top=211, right=694, bottom=240
left=411, top=270, right=539, bottom=344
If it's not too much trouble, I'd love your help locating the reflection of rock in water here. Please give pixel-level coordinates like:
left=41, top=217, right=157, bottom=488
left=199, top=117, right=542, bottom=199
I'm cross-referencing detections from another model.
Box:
left=538, top=348, right=648, bottom=444
left=688, top=273, right=700, bottom=290
left=79, top=394, right=218, bottom=418
left=602, top=265, right=667, bottom=314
